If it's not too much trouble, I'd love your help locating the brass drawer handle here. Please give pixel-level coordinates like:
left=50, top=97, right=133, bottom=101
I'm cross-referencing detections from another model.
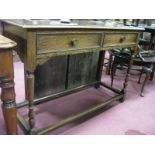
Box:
left=120, top=35, right=126, bottom=43
left=70, top=39, right=78, bottom=47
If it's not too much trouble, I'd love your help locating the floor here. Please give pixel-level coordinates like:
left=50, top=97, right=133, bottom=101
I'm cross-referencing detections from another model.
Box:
left=0, top=60, right=155, bottom=135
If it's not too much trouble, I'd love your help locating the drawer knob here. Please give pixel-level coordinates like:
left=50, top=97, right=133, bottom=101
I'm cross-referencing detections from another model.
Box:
left=70, top=39, right=78, bottom=47
left=120, top=36, right=126, bottom=43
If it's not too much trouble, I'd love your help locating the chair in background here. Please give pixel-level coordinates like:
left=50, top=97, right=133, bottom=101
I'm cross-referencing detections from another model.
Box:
left=105, top=19, right=152, bottom=75
left=110, top=47, right=155, bottom=97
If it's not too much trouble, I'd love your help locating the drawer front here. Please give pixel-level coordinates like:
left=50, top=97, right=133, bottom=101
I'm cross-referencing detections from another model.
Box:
left=37, top=33, right=102, bottom=54
left=103, top=33, right=138, bottom=48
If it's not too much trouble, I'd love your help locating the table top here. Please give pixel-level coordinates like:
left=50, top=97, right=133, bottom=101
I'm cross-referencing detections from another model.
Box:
left=1, top=19, right=144, bottom=31
left=0, top=35, right=17, bottom=49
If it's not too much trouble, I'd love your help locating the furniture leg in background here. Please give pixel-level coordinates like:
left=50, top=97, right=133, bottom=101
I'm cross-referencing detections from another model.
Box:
left=150, top=63, right=155, bottom=80
left=120, top=50, right=134, bottom=102
left=0, top=35, right=17, bottom=134
left=106, top=51, right=113, bottom=75
left=138, top=67, right=152, bottom=97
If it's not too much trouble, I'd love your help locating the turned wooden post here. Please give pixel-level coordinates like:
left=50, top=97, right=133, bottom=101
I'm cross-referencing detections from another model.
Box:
left=26, top=71, right=35, bottom=134
left=0, top=35, right=17, bottom=134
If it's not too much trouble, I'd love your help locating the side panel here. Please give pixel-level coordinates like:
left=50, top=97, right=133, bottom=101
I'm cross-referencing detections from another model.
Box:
left=68, top=52, right=100, bottom=89
left=34, top=55, right=67, bottom=99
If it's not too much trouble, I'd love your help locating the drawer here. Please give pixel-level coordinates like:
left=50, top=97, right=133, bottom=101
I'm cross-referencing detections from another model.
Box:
left=37, top=33, right=102, bottom=54
left=103, top=33, right=138, bottom=48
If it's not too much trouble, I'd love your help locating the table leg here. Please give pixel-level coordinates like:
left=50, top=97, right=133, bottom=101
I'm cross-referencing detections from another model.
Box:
left=0, top=50, right=17, bottom=134
left=26, top=71, right=35, bottom=134
left=1, top=78, right=17, bottom=134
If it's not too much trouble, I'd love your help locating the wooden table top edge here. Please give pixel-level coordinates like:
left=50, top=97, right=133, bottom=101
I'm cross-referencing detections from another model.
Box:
left=1, top=19, right=145, bottom=31
left=0, top=35, right=17, bottom=49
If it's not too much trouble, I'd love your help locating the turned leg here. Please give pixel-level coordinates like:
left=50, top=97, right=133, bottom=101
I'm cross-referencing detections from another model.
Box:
left=0, top=77, right=17, bottom=134
left=0, top=35, right=17, bottom=134
left=26, top=71, right=35, bottom=134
